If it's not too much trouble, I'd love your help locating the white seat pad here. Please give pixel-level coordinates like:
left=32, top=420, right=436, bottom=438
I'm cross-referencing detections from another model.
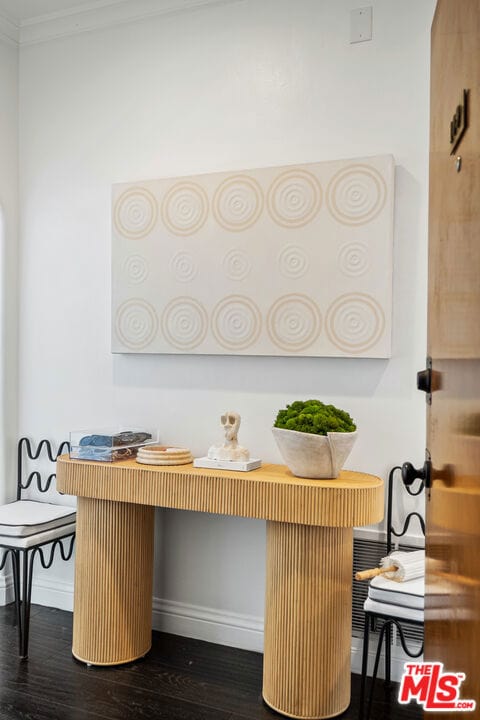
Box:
left=364, top=597, right=424, bottom=623
left=368, top=575, right=424, bottom=610
left=2, top=522, right=76, bottom=549
left=0, top=501, right=76, bottom=537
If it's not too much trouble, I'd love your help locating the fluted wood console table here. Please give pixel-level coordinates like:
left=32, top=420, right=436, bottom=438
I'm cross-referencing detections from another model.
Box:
left=57, top=456, right=383, bottom=720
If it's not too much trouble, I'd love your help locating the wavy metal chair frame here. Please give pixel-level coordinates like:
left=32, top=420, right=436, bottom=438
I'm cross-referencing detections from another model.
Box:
left=358, top=465, right=425, bottom=719
left=0, top=438, right=75, bottom=659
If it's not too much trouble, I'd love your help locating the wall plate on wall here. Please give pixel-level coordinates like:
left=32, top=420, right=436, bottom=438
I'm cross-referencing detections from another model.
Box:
left=112, top=154, right=394, bottom=358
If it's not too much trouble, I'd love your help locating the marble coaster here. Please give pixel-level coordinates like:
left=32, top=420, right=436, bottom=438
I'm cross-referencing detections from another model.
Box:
left=193, top=457, right=262, bottom=472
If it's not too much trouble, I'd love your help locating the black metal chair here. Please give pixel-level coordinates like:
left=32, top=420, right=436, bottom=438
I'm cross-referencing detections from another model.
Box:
left=0, top=438, right=76, bottom=659
left=358, top=464, right=425, bottom=719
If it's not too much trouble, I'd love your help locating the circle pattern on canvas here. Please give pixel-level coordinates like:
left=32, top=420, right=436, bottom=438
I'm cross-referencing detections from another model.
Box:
left=222, top=249, right=252, bottom=281
left=338, top=242, right=370, bottom=277
left=212, top=295, right=262, bottom=350
left=123, top=255, right=149, bottom=285
left=161, top=297, right=208, bottom=350
left=161, top=182, right=209, bottom=236
left=169, top=252, right=198, bottom=283
left=326, top=165, right=386, bottom=225
left=213, top=175, right=263, bottom=231
left=115, top=299, right=158, bottom=350
left=326, top=293, right=385, bottom=353
left=114, top=188, right=157, bottom=239
left=267, top=294, right=321, bottom=351
left=278, top=245, right=309, bottom=279
left=267, top=169, right=322, bottom=228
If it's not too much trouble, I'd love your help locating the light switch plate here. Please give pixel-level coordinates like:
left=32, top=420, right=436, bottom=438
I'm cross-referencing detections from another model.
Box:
left=350, top=7, right=372, bottom=44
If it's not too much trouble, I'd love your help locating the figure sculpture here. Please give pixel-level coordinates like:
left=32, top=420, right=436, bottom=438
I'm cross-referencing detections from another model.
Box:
left=208, top=411, right=250, bottom=462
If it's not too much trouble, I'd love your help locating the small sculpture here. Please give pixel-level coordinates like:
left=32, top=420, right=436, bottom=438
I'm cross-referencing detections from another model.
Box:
left=208, top=411, right=250, bottom=462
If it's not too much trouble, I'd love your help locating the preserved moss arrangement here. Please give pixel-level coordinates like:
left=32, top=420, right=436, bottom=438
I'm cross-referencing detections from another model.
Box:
left=274, top=400, right=356, bottom=436
left=272, top=400, right=357, bottom=478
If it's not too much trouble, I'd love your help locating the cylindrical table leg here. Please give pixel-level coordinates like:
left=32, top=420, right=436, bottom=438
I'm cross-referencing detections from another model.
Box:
left=263, top=522, right=353, bottom=719
left=72, top=498, right=155, bottom=666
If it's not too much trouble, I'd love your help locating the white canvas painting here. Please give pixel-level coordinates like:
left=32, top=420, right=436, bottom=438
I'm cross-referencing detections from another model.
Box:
left=112, top=154, right=394, bottom=357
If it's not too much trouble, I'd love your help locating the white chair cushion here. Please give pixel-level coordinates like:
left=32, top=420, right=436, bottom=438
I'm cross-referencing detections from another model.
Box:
left=368, top=575, right=424, bottom=610
left=0, top=501, right=76, bottom=537
left=363, top=597, right=424, bottom=623
left=2, top=522, right=76, bottom=549
left=364, top=575, right=424, bottom=622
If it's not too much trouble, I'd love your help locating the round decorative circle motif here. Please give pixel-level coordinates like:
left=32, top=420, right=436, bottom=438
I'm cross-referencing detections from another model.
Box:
left=278, top=245, right=309, bottom=279
left=267, top=169, right=322, bottom=228
left=326, top=164, right=387, bottom=225
left=115, top=299, right=158, bottom=350
left=161, top=297, right=208, bottom=351
left=212, top=295, right=262, bottom=351
left=169, top=252, right=198, bottom=283
left=326, top=293, right=385, bottom=353
left=213, top=175, right=263, bottom=232
left=267, top=294, right=322, bottom=351
left=161, top=182, right=209, bottom=236
left=114, top=187, right=157, bottom=239
left=222, top=249, right=252, bottom=281
left=123, top=255, right=149, bottom=285
left=338, top=242, right=370, bottom=277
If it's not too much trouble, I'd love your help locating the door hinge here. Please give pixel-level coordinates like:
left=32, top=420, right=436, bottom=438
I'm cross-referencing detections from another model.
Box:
left=417, top=356, right=433, bottom=404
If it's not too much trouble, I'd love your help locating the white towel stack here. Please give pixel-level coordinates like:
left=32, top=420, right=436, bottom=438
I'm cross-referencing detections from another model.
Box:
left=380, top=550, right=425, bottom=582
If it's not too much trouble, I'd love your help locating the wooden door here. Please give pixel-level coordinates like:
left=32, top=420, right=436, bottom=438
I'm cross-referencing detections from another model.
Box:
left=425, top=0, right=480, bottom=715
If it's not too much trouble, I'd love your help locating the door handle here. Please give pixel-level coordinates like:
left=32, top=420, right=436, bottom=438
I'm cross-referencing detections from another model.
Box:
left=401, top=460, right=432, bottom=489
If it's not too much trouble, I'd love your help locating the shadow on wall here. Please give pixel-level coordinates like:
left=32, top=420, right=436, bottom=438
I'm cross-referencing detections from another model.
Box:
left=0, top=206, right=4, bottom=505
left=113, top=353, right=389, bottom=396
left=391, top=164, right=426, bottom=385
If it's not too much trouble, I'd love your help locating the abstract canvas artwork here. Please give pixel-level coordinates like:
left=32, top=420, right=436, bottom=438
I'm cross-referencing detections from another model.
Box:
left=112, top=154, right=394, bottom=357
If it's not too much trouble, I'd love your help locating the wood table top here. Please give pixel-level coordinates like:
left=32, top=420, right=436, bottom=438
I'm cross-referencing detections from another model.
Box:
left=57, top=455, right=384, bottom=528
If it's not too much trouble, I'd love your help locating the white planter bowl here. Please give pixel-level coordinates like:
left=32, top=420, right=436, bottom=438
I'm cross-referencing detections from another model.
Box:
left=272, top=427, right=358, bottom=479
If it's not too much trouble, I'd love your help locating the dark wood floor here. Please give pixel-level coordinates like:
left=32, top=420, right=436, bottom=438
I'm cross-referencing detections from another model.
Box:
left=0, top=604, right=420, bottom=720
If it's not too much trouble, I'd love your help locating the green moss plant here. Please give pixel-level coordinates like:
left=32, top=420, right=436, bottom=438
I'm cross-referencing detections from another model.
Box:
left=274, top=400, right=356, bottom=436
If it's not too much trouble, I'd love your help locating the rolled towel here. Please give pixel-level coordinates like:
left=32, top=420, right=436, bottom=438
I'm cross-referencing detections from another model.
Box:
left=380, top=550, right=425, bottom=582
left=355, top=550, right=425, bottom=582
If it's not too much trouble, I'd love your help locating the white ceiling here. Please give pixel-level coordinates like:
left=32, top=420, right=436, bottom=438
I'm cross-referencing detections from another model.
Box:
left=0, top=0, right=123, bottom=24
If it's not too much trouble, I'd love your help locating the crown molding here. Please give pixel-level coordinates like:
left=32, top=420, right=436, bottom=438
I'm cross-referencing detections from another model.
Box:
left=17, top=0, right=241, bottom=46
left=0, top=11, right=19, bottom=46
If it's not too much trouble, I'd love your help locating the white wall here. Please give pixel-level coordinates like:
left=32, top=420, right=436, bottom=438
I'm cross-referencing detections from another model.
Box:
left=0, top=34, right=18, bottom=604
left=0, top=35, right=18, bottom=505
left=17, top=0, right=436, bottom=645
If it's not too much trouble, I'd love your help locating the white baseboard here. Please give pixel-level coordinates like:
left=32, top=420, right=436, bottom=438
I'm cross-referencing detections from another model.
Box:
left=152, top=597, right=264, bottom=652
left=350, top=635, right=422, bottom=682
left=0, top=569, right=13, bottom=605
left=30, top=576, right=74, bottom=611
left=5, top=577, right=421, bottom=681
left=26, top=578, right=265, bottom=651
